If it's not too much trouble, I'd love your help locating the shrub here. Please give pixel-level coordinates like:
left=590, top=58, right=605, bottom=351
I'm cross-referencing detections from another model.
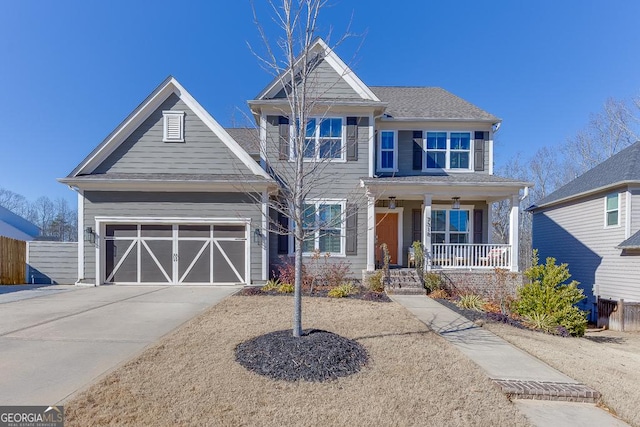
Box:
left=367, top=271, right=385, bottom=293
left=262, top=278, right=281, bottom=292
left=275, top=256, right=313, bottom=291
left=328, top=283, right=359, bottom=298
left=523, top=312, right=556, bottom=334
left=412, top=241, right=424, bottom=279
left=277, top=283, right=295, bottom=294
left=514, top=250, right=587, bottom=336
left=424, top=272, right=444, bottom=293
left=319, top=259, right=352, bottom=289
left=457, top=294, right=487, bottom=311
left=428, top=288, right=449, bottom=299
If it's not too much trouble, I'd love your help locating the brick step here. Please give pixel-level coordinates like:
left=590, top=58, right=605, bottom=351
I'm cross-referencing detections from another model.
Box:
left=492, top=380, right=601, bottom=403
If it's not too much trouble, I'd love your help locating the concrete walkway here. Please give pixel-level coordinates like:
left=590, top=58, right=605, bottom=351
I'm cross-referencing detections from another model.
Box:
left=391, top=295, right=629, bottom=427
left=0, top=285, right=240, bottom=405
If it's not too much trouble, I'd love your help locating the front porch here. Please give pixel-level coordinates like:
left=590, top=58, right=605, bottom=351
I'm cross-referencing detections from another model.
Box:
left=360, top=174, right=532, bottom=273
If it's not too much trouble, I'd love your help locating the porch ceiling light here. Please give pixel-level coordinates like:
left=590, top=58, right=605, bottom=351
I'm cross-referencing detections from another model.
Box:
left=389, top=197, right=396, bottom=210
left=452, top=197, right=461, bottom=210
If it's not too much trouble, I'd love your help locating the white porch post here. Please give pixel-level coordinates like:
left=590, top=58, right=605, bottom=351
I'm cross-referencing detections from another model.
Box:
left=423, top=194, right=432, bottom=271
left=367, top=195, right=376, bottom=271
left=487, top=201, right=493, bottom=244
left=509, top=194, right=519, bottom=272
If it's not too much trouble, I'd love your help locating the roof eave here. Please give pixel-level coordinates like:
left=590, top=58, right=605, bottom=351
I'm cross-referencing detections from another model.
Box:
left=529, top=180, right=640, bottom=211
left=380, top=116, right=500, bottom=123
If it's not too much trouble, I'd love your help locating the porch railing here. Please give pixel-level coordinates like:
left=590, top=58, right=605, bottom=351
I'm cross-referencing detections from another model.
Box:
left=429, top=244, right=511, bottom=269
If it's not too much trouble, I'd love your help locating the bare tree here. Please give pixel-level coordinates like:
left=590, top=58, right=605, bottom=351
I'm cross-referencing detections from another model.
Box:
left=250, top=0, right=360, bottom=337
left=0, top=187, right=31, bottom=218
left=564, top=97, right=639, bottom=177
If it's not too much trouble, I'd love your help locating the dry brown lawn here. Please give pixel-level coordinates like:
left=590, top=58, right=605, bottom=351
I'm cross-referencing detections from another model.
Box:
left=484, top=322, right=640, bottom=426
left=65, top=296, right=530, bottom=426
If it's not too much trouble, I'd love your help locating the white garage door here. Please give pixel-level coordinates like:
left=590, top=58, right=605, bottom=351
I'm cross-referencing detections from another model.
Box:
left=103, top=222, right=248, bottom=285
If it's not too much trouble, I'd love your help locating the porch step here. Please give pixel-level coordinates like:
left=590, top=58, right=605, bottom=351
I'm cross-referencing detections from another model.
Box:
left=384, top=268, right=424, bottom=295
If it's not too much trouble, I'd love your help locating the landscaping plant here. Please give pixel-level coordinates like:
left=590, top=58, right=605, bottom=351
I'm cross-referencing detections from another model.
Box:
left=424, top=272, right=444, bottom=293
left=262, top=278, right=282, bottom=292
left=327, top=283, right=359, bottom=298
left=514, top=250, right=587, bottom=336
left=367, top=271, right=385, bottom=293
left=457, top=294, right=487, bottom=311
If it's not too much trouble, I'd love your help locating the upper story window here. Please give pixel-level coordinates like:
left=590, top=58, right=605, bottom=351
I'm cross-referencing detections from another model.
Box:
left=163, top=111, right=185, bottom=142
left=425, top=131, right=471, bottom=170
left=431, top=209, right=470, bottom=244
left=301, top=117, right=343, bottom=160
left=605, top=193, right=619, bottom=227
left=377, top=130, right=397, bottom=172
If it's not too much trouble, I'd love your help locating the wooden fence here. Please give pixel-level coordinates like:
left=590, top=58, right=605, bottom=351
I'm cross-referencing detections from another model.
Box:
left=597, top=297, right=640, bottom=332
left=0, top=236, right=26, bottom=284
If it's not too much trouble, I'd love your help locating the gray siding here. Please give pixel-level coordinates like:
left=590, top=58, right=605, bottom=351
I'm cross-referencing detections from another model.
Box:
left=93, top=94, right=252, bottom=175
left=27, top=242, right=78, bottom=285
left=532, top=187, right=640, bottom=315
left=266, top=116, right=370, bottom=275
left=272, top=58, right=361, bottom=100
left=392, top=130, right=491, bottom=176
left=82, top=191, right=263, bottom=284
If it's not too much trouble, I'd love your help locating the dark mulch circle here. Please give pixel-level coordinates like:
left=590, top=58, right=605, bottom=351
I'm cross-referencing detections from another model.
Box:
left=237, top=286, right=391, bottom=302
left=235, top=329, right=369, bottom=382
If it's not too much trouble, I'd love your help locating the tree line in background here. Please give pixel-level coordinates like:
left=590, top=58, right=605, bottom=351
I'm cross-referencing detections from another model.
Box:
left=493, top=95, right=640, bottom=268
left=0, top=188, right=77, bottom=242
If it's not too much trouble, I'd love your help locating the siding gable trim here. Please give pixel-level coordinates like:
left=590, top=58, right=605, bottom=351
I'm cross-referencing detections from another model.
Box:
left=255, top=38, right=379, bottom=102
left=68, top=76, right=270, bottom=180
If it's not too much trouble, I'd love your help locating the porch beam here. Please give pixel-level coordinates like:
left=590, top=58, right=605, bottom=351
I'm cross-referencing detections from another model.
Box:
left=423, top=194, right=432, bottom=271
left=509, top=194, right=519, bottom=272
left=367, top=195, right=376, bottom=271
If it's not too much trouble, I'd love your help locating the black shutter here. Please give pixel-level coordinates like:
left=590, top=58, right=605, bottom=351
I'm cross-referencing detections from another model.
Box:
left=412, top=209, right=422, bottom=243
left=474, top=131, right=486, bottom=171
left=413, top=130, right=423, bottom=170
left=277, top=212, right=289, bottom=254
left=346, top=117, right=358, bottom=161
left=473, top=209, right=483, bottom=244
left=279, top=116, right=290, bottom=160
left=345, top=203, right=358, bottom=255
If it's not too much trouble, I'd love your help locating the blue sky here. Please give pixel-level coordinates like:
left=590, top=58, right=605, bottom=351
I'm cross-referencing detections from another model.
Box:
left=1, top=1, right=639, bottom=207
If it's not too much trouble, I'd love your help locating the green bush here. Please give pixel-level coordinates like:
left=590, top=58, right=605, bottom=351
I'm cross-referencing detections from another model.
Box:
left=514, top=250, right=587, bottom=337
left=277, top=283, right=295, bottom=294
left=262, top=278, right=281, bottom=292
left=328, top=283, right=359, bottom=298
left=457, top=294, right=487, bottom=311
left=424, top=272, right=444, bottom=293
left=522, top=312, right=556, bottom=334
left=367, top=271, right=385, bottom=293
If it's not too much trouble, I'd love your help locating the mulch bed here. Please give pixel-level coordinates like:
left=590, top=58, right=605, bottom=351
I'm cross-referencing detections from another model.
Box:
left=235, top=329, right=369, bottom=382
left=237, top=286, right=392, bottom=302
left=435, top=298, right=527, bottom=330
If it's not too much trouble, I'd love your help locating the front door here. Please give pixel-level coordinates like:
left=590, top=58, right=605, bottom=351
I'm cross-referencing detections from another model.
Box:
left=376, top=213, right=398, bottom=265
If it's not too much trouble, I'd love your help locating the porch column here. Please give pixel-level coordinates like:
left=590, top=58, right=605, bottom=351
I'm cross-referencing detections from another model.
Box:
left=509, top=194, right=519, bottom=272
left=367, top=195, right=376, bottom=271
left=423, top=194, right=432, bottom=271
left=486, top=201, right=493, bottom=244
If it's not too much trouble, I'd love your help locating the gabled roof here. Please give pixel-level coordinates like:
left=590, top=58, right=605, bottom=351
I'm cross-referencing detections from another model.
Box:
left=617, top=230, right=640, bottom=249
left=370, top=86, right=500, bottom=122
left=0, top=206, right=39, bottom=241
left=530, top=141, right=640, bottom=210
left=66, top=76, right=270, bottom=180
left=254, top=38, right=380, bottom=102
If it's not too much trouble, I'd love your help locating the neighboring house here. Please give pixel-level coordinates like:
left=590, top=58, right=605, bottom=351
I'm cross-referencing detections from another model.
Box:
left=528, top=141, right=640, bottom=329
left=60, top=38, right=530, bottom=287
left=0, top=206, right=39, bottom=241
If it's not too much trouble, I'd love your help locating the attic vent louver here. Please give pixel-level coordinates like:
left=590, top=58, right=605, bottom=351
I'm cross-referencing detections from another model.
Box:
left=163, top=111, right=185, bottom=142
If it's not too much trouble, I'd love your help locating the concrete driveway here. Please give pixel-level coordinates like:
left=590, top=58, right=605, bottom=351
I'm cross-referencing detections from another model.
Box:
left=0, top=285, right=239, bottom=405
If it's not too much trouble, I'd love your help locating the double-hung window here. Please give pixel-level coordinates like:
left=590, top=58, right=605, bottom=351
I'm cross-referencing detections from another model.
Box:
left=425, top=131, right=472, bottom=170
left=301, top=118, right=343, bottom=160
left=431, top=209, right=470, bottom=244
left=605, top=193, right=619, bottom=227
left=298, top=200, right=345, bottom=254
left=378, top=130, right=397, bottom=171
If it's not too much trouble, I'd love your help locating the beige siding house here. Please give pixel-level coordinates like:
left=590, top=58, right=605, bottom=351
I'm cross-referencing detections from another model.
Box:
left=529, top=142, right=640, bottom=329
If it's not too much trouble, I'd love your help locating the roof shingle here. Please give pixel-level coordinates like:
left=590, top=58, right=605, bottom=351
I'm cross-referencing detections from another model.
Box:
left=531, top=141, right=640, bottom=209
left=369, top=86, right=500, bottom=121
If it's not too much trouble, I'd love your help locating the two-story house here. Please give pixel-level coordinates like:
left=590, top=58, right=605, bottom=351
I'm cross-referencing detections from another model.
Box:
left=529, top=141, right=640, bottom=330
left=60, top=38, right=530, bottom=287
